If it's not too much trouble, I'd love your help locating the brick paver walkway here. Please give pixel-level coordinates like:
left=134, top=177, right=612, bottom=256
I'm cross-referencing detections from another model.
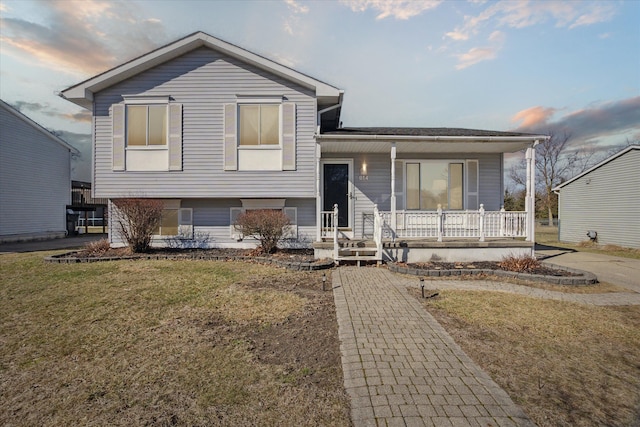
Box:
left=333, top=267, right=534, bottom=427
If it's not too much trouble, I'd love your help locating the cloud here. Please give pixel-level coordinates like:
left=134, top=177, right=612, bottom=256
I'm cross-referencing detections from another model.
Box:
left=455, top=47, right=497, bottom=69
left=511, top=106, right=557, bottom=128
left=341, top=0, right=442, bottom=20
left=0, top=0, right=168, bottom=76
left=283, top=0, right=310, bottom=35
left=11, top=100, right=92, bottom=124
left=511, top=96, right=640, bottom=150
left=446, top=0, right=617, bottom=41
left=454, top=30, right=504, bottom=69
left=285, top=0, right=309, bottom=14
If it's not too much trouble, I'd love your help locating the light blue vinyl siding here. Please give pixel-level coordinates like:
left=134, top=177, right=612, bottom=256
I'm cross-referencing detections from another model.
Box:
left=0, top=104, right=71, bottom=238
left=93, top=47, right=317, bottom=199
left=109, top=198, right=316, bottom=247
left=558, top=148, right=640, bottom=249
left=322, top=152, right=503, bottom=238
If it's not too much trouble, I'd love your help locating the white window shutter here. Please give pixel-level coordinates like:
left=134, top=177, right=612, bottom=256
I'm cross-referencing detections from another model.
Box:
left=178, top=208, right=193, bottom=239
left=112, top=104, right=125, bottom=171
left=168, top=103, right=183, bottom=171
left=281, top=103, right=296, bottom=170
left=230, top=207, right=243, bottom=239
left=466, top=160, right=479, bottom=210
left=223, top=104, right=237, bottom=171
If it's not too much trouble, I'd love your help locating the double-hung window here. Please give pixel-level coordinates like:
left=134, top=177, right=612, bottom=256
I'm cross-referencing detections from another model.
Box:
left=111, top=96, right=182, bottom=172
left=223, top=98, right=296, bottom=171
left=239, top=104, right=279, bottom=146
left=127, top=105, right=167, bottom=147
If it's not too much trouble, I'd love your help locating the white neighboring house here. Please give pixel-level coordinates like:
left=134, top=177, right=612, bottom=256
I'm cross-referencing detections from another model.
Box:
left=553, top=145, right=640, bottom=249
left=0, top=100, right=79, bottom=242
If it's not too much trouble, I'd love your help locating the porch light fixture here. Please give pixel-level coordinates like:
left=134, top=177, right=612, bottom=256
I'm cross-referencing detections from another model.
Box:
left=361, top=162, right=367, bottom=175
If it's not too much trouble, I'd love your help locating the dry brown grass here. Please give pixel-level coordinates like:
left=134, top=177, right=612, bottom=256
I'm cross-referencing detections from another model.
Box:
left=0, top=251, right=351, bottom=426
left=82, top=237, right=113, bottom=256
left=498, top=254, right=541, bottom=273
left=420, top=290, right=640, bottom=426
left=537, top=226, right=640, bottom=259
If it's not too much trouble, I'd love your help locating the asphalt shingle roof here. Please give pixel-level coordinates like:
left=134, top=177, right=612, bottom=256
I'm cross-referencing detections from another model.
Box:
left=322, top=127, right=536, bottom=137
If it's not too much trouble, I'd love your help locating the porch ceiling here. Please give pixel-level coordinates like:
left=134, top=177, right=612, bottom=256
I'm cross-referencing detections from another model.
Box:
left=318, top=138, right=537, bottom=154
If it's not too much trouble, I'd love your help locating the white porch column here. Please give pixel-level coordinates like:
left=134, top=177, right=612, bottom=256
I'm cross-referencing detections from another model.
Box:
left=315, top=143, right=322, bottom=242
left=525, top=144, right=537, bottom=242
left=390, top=143, right=397, bottom=238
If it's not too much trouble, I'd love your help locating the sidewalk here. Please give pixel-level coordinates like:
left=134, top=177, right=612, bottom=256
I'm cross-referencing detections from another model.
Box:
left=0, top=234, right=105, bottom=254
left=333, top=267, right=534, bottom=427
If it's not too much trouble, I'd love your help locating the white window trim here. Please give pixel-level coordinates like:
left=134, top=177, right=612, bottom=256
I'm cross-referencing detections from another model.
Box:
left=235, top=95, right=284, bottom=104
left=237, top=102, right=283, bottom=149
left=123, top=95, right=171, bottom=104
left=124, top=101, right=169, bottom=150
left=402, top=159, right=468, bottom=211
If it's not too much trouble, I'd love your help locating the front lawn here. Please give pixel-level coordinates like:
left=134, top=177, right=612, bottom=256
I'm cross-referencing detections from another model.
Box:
left=420, top=290, right=640, bottom=426
left=537, top=225, right=640, bottom=259
left=0, top=251, right=351, bottom=426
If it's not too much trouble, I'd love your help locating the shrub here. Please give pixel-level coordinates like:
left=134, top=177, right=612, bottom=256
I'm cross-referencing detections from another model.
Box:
left=499, top=254, right=541, bottom=273
left=83, top=238, right=112, bottom=256
left=234, top=209, right=291, bottom=254
left=112, top=198, right=164, bottom=253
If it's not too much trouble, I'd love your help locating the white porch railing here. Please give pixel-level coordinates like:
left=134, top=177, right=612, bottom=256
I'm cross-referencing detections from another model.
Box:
left=380, top=205, right=527, bottom=241
left=373, top=204, right=383, bottom=260
left=320, top=205, right=340, bottom=260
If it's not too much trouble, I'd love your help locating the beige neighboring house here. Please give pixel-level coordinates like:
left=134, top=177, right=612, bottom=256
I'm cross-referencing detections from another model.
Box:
left=553, top=145, right=640, bottom=249
left=0, top=99, right=79, bottom=242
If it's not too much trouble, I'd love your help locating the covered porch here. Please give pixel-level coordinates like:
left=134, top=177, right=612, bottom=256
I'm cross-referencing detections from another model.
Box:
left=312, top=128, right=547, bottom=263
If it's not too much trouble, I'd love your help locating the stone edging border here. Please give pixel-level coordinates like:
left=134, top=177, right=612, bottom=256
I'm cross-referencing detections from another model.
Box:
left=44, top=251, right=335, bottom=272
left=387, top=262, right=597, bottom=285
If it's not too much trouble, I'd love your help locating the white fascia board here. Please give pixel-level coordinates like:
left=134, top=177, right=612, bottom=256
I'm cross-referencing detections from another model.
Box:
left=553, top=145, right=639, bottom=192
left=61, top=31, right=342, bottom=109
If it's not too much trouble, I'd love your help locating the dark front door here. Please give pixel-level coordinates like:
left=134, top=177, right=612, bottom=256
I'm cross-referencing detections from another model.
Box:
left=323, top=163, right=349, bottom=228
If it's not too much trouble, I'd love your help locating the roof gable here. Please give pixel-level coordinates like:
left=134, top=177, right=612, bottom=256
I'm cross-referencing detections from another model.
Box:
left=61, top=31, right=342, bottom=109
left=0, top=99, right=78, bottom=153
left=553, top=145, right=640, bottom=191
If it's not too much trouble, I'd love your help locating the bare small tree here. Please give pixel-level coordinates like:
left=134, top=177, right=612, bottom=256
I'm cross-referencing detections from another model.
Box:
left=112, top=198, right=164, bottom=253
left=234, top=209, right=290, bottom=254
left=510, top=131, right=595, bottom=225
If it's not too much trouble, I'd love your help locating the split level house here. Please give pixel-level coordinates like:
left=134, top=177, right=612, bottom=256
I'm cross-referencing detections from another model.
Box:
left=61, top=31, right=547, bottom=262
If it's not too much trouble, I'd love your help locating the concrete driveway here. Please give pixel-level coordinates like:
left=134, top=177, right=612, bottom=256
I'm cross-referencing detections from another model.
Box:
left=0, top=234, right=105, bottom=254
left=537, top=246, right=640, bottom=293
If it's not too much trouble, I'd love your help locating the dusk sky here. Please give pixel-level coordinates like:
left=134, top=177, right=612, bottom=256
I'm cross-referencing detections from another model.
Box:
left=1, top=0, right=638, bottom=182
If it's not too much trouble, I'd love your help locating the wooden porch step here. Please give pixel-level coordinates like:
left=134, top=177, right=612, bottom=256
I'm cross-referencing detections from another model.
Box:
left=338, top=248, right=377, bottom=256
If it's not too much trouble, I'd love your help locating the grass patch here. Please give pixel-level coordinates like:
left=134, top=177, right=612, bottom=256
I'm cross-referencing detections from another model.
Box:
left=420, top=290, right=640, bottom=426
left=537, top=226, right=640, bottom=259
left=0, top=251, right=350, bottom=426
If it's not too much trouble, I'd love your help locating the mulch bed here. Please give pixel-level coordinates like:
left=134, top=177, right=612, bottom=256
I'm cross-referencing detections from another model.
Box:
left=46, top=248, right=333, bottom=271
